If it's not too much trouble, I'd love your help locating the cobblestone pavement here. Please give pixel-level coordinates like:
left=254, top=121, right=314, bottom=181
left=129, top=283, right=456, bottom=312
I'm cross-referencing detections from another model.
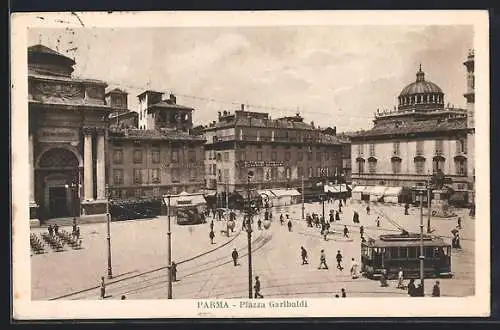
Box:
left=37, top=199, right=475, bottom=300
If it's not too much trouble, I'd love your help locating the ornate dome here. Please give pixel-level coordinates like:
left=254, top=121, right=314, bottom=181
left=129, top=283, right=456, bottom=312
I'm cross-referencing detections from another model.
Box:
left=28, top=44, right=76, bottom=77
left=397, top=65, right=444, bottom=112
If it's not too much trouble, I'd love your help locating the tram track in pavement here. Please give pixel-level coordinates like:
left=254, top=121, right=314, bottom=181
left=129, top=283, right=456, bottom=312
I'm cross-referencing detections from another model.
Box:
left=89, top=231, right=274, bottom=298
left=49, top=224, right=245, bottom=300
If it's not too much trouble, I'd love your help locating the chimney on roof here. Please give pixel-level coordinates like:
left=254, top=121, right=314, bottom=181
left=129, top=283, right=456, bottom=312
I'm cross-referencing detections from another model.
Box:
left=169, top=93, right=177, bottom=104
left=241, top=104, right=245, bottom=111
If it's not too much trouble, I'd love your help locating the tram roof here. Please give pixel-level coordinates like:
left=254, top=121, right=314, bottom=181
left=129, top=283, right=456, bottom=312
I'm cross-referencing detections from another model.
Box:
left=363, top=234, right=449, bottom=248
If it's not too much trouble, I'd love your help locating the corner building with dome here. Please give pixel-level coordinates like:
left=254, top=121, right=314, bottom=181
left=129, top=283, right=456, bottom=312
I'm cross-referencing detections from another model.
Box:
left=350, top=51, right=475, bottom=206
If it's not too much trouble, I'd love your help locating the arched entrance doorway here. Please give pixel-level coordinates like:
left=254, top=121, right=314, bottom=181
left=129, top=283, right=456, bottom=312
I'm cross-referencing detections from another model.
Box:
left=35, top=147, right=82, bottom=220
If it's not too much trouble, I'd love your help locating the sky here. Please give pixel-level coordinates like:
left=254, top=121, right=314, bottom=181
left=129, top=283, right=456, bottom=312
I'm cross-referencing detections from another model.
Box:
left=28, top=25, right=473, bottom=132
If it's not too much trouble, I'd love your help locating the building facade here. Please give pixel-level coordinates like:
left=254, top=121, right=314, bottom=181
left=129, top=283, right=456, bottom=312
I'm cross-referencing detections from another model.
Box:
left=28, top=45, right=111, bottom=223
left=106, top=91, right=206, bottom=200
left=463, top=50, right=475, bottom=204
left=203, top=106, right=348, bottom=196
left=350, top=53, right=474, bottom=204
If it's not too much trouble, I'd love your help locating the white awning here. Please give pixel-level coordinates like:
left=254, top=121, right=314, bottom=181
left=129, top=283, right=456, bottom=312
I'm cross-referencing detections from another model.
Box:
left=271, top=189, right=301, bottom=197
left=351, top=185, right=367, bottom=193
left=384, top=187, right=403, bottom=196
left=363, top=186, right=378, bottom=194
left=324, top=184, right=349, bottom=193
left=370, top=186, right=389, bottom=196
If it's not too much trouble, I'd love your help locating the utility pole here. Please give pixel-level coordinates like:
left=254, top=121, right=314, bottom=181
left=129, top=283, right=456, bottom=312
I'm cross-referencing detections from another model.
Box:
left=419, top=190, right=425, bottom=295
left=105, top=184, right=113, bottom=279
left=246, top=171, right=254, bottom=299
left=427, top=176, right=432, bottom=234
left=301, top=175, right=305, bottom=220
left=225, top=179, right=229, bottom=210
left=166, top=195, right=172, bottom=299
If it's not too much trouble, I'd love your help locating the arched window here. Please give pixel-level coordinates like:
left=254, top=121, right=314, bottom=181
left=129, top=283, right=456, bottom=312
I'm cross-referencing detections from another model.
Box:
left=367, top=157, right=377, bottom=174
left=432, top=156, right=445, bottom=173
left=391, top=156, right=402, bottom=174
left=356, top=157, right=365, bottom=174
left=414, top=156, right=426, bottom=174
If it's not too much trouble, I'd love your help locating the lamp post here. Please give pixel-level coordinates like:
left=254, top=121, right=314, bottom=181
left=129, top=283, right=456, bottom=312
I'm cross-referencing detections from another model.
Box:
left=419, top=189, right=425, bottom=295
left=427, top=175, right=432, bottom=234
left=246, top=170, right=254, bottom=299
left=105, top=184, right=113, bottom=279
left=301, top=175, right=305, bottom=220
left=166, top=194, right=173, bottom=299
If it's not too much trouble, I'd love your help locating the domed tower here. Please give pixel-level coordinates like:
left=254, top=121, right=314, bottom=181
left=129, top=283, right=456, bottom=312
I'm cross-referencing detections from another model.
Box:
left=397, top=65, right=445, bottom=112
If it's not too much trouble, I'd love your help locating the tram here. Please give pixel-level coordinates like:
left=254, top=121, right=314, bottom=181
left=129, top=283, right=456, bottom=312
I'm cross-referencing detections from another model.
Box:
left=360, top=233, right=453, bottom=280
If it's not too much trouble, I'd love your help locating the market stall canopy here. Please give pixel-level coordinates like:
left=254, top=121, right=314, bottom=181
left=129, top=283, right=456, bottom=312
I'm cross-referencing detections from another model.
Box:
left=271, top=189, right=301, bottom=197
left=257, top=190, right=276, bottom=197
left=384, top=187, right=403, bottom=196
left=351, top=185, right=368, bottom=193
left=370, top=186, right=389, bottom=196
left=324, top=184, right=349, bottom=193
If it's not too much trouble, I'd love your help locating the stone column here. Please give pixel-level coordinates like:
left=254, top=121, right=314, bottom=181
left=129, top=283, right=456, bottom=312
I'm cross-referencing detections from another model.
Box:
left=83, top=128, right=94, bottom=201
left=29, top=133, right=35, bottom=203
left=96, top=129, right=106, bottom=200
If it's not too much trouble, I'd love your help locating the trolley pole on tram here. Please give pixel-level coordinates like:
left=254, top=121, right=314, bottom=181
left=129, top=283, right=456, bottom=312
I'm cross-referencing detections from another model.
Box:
left=419, top=190, right=425, bottom=295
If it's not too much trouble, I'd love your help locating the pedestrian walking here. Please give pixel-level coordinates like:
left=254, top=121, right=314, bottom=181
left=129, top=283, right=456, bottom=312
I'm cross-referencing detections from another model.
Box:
left=121, top=295, right=126, bottom=300
left=209, top=230, right=215, bottom=244
left=48, top=224, right=53, bottom=236
left=72, top=219, right=77, bottom=234
left=257, top=219, right=262, bottom=230
left=404, top=203, right=409, bottom=215
left=376, top=216, right=381, bottom=227
left=457, top=217, right=462, bottom=229
left=407, top=279, right=416, bottom=296
left=338, top=204, right=342, bottom=214
left=75, top=226, right=80, bottom=239
left=335, top=211, right=340, bottom=221
left=350, top=258, right=359, bottom=279
left=416, top=282, right=424, bottom=297
left=360, top=225, right=364, bottom=239
left=54, top=224, right=59, bottom=235
left=336, top=250, right=343, bottom=271
left=341, top=288, right=347, bottom=298
left=280, top=213, right=284, bottom=225
left=210, top=220, right=214, bottom=231
left=300, top=246, right=308, bottom=265
left=366, top=205, right=370, bottom=215
left=232, top=248, right=239, bottom=266
left=432, top=281, right=441, bottom=297
left=287, top=219, right=293, bottom=232
left=318, top=249, right=328, bottom=269
left=380, top=269, right=388, bottom=287
left=397, top=268, right=404, bottom=289
left=329, top=212, right=334, bottom=223
left=100, top=276, right=106, bottom=299
left=343, top=225, right=349, bottom=238
left=254, top=276, right=264, bottom=298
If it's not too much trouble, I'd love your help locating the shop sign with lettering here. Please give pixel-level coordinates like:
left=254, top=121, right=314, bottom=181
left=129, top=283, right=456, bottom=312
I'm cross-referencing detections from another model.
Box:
left=236, top=161, right=285, bottom=168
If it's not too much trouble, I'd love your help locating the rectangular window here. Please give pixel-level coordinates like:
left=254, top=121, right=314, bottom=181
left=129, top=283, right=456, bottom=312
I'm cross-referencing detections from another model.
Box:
left=217, top=169, right=222, bottom=182
left=171, top=168, right=180, bottom=182
left=190, top=168, right=197, bottom=181
left=392, top=160, right=402, bottom=174
left=224, top=152, right=229, bottom=162
left=416, top=140, right=424, bottom=156
left=133, top=169, right=143, bottom=184
left=368, top=160, right=377, bottom=173
left=271, top=151, right=277, bottom=161
left=113, top=169, right=123, bottom=185
left=393, top=142, right=400, bottom=156
left=223, top=169, right=230, bottom=182
left=239, top=152, right=246, bottom=161
left=369, top=144, right=375, bottom=157
left=188, top=149, right=197, bottom=162
left=435, top=139, right=444, bottom=154
left=113, top=149, right=123, bottom=164
left=285, top=152, right=291, bottom=161
left=456, top=159, right=467, bottom=175
left=151, top=168, right=160, bottom=183
left=307, top=151, right=313, bottom=161
left=152, top=149, right=160, bottom=164
left=357, top=160, right=365, bottom=174
left=171, top=149, right=179, bottom=162
left=134, top=188, right=142, bottom=198
left=297, top=167, right=303, bottom=178
left=415, top=160, right=425, bottom=174
left=308, top=167, right=313, bottom=178
left=456, top=139, right=467, bottom=154
left=298, top=152, right=303, bottom=161
left=216, top=153, right=222, bottom=161
left=133, top=149, right=143, bottom=164
left=271, top=168, right=278, bottom=180
left=257, top=151, right=263, bottom=161
left=324, top=152, right=329, bottom=160
left=357, top=144, right=363, bottom=156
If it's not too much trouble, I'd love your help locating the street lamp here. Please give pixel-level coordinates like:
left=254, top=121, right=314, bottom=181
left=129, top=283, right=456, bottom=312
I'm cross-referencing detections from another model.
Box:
left=165, top=194, right=173, bottom=299
left=246, top=170, right=254, bottom=299
left=418, top=189, right=425, bottom=295
left=105, top=184, right=113, bottom=279
left=301, top=175, right=305, bottom=220
left=427, top=175, right=432, bottom=234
